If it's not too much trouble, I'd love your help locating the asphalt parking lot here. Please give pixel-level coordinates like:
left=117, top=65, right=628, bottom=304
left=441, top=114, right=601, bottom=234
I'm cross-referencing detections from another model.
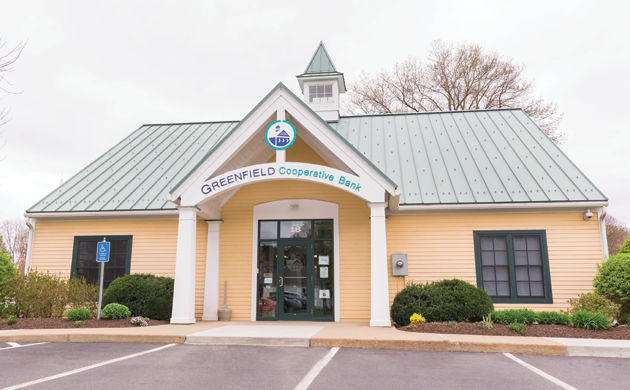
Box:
left=1, top=342, right=629, bottom=389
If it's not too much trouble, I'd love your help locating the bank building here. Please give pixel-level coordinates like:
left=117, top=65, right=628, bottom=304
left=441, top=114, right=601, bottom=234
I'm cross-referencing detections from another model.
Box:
left=24, top=43, right=609, bottom=326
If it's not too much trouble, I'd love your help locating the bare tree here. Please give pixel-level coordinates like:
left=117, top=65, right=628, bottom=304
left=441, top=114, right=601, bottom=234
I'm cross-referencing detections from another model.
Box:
left=0, top=219, right=29, bottom=266
left=345, top=40, right=565, bottom=144
left=0, top=38, right=26, bottom=160
left=606, top=214, right=630, bottom=256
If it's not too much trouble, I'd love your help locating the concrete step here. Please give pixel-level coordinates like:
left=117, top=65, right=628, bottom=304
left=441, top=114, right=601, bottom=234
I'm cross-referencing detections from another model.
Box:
left=185, top=325, right=326, bottom=347
left=545, top=337, right=630, bottom=358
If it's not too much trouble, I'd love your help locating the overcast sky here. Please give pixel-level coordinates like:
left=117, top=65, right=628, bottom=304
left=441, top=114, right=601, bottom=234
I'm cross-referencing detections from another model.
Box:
left=1, top=0, right=629, bottom=224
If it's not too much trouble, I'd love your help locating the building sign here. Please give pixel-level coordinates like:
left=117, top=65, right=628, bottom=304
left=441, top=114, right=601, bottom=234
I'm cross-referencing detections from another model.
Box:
left=266, top=120, right=296, bottom=150
left=188, top=162, right=383, bottom=204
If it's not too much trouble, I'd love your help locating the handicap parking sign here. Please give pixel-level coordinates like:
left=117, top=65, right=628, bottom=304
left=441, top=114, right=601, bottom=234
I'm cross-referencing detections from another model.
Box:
left=96, top=241, right=110, bottom=262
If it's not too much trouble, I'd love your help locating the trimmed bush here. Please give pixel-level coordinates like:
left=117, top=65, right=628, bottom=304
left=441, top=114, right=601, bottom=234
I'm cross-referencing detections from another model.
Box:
left=491, top=309, right=538, bottom=325
left=619, top=236, right=630, bottom=254
left=566, top=292, right=619, bottom=319
left=100, top=303, right=131, bottom=319
left=102, top=274, right=174, bottom=320
left=593, top=254, right=630, bottom=319
left=390, top=279, right=494, bottom=326
left=571, top=310, right=611, bottom=330
left=536, top=311, right=571, bottom=326
left=66, top=308, right=91, bottom=321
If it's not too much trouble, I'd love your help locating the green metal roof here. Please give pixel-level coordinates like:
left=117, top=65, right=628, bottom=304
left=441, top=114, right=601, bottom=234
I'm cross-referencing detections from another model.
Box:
left=330, top=109, right=607, bottom=205
left=300, top=42, right=339, bottom=75
left=28, top=107, right=606, bottom=214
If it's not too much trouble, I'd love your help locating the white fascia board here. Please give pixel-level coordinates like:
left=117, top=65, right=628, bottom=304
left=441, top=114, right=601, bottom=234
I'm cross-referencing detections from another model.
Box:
left=24, top=210, right=180, bottom=222
left=169, top=92, right=284, bottom=203
left=389, top=201, right=609, bottom=216
left=280, top=92, right=396, bottom=196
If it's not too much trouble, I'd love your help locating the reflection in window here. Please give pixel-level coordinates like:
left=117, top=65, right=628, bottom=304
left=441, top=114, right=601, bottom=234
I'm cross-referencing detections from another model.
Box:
left=280, top=221, right=312, bottom=238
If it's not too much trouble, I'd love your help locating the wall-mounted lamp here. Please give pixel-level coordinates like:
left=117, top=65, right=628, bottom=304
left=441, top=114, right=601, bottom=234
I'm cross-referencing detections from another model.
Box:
left=583, top=209, right=593, bottom=221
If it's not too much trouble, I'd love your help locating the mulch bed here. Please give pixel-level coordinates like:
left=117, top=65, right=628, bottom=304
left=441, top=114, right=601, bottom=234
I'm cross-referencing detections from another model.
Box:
left=0, top=317, right=170, bottom=330
left=399, top=322, right=630, bottom=340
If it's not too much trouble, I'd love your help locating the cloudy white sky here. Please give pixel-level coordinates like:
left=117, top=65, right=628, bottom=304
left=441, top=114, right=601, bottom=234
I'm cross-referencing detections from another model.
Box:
left=1, top=0, right=629, bottom=224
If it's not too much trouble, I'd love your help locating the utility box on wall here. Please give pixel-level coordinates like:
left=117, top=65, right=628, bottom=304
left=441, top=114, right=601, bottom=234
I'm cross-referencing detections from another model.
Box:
left=392, top=254, right=408, bottom=276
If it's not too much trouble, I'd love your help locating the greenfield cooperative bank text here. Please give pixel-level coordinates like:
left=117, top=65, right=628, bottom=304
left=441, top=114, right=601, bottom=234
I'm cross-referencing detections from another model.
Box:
left=201, top=166, right=362, bottom=194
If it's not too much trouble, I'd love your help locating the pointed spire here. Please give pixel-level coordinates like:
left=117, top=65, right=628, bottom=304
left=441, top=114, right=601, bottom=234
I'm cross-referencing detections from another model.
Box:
left=303, top=41, right=339, bottom=74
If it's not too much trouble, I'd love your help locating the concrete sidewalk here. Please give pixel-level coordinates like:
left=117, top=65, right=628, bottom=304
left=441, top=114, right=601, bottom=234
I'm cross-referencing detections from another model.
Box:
left=1, top=321, right=628, bottom=357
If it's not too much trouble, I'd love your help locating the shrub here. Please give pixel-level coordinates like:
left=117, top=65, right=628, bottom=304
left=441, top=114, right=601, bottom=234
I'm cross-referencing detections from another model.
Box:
left=102, top=274, right=174, bottom=320
left=67, top=278, right=99, bottom=318
left=509, top=322, right=526, bottom=335
left=491, top=309, right=538, bottom=325
left=131, top=317, right=148, bottom=327
left=622, top=313, right=630, bottom=325
left=566, top=292, right=620, bottom=319
left=410, top=313, right=426, bottom=324
left=100, top=303, right=131, bottom=319
left=0, top=253, right=16, bottom=299
left=448, top=321, right=457, bottom=328
left=74, top=321, right=84, bottom=327
left=66, top=308, right=91, bottom=321
left=390, top=279, right=494, bottom=326
left=7, top=316, right=17, bottom=325
left=571, top=310, right=611, bottom=330
left=476, top=315, right=493, bottom=329
left=619, top=236, right=630, bottom=254
left=536, top=311, right=571, bottom=326
left=593, top=254, right=630, bottom=319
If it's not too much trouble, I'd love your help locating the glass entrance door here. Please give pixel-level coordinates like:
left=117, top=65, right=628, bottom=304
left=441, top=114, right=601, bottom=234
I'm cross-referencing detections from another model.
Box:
left=278, top=240, right=313, bottom=320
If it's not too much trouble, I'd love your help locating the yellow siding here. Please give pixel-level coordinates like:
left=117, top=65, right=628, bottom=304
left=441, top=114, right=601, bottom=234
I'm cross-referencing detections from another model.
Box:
left=220, top=136, right=372, bottom=321
left=386, top=212, right=603, bottom=312
left=31, top=219, right=209, bottom=319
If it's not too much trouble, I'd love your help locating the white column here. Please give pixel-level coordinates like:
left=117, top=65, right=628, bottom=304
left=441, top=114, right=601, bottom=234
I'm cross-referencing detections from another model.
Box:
left=171, top=206, right=199, bottom=324
left=368, top=202, right=391, bottom=327
left=202, top=220, right=222, bottom=321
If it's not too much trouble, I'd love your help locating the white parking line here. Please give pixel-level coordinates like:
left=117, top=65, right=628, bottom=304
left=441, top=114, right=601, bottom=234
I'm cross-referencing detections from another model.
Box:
left=1, top=343, right=177, bottom=390
left=0, top=343, right=48, bottom=351
left=294, top=347, right=339, bottom=390
left=503, top=353, right=578, bottom=390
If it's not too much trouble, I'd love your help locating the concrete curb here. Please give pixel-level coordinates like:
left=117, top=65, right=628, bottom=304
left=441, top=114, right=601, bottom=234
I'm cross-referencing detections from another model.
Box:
left=545, top=337, right=630, bottom=358
left=0, top=334, right=185, bottom=344
left=310, top=338, right=567, bottom=356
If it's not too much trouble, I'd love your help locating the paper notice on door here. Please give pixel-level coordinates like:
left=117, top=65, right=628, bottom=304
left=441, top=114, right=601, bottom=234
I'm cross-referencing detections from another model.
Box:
left=264, top=278, right=272, bottom=284
left=320, top=267, right=328, bottom=278
left=318, top=256, right=329, bottom=265
left=319, top=289, right=330, bottom=299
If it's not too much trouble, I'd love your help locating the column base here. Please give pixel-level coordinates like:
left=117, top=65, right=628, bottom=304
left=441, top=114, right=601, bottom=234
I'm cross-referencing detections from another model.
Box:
left=370, top=320, right=392, bottom=327
left=201, top=315, right=218, bottom=321
left=170, top=317, right=197, bottom=324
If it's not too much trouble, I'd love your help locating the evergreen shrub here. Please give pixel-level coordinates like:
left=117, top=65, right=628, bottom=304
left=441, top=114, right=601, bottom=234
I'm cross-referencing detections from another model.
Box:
left=536, top=311, right=571, bottom=326
left=593, top=254, right=630, bottom=319
left=66, top=308, right=92, bottom=321
left=619, top=236, right=630, bottom=254
left=0, top=253, right=16, bottom=299
left=491, top=309, right=538, bottom=325
left=102, top=274, right=174, bottom=320
left=100, top=303, right=131, bottom=319
left=390, top=279, right=494, bottom=326
left=566, top=292, right=619, bottom=319
left=571, top=310, right=611, bottom=330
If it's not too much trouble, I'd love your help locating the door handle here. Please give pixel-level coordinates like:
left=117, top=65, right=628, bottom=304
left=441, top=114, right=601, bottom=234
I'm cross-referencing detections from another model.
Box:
left=279, top=276, right=283, bottom=287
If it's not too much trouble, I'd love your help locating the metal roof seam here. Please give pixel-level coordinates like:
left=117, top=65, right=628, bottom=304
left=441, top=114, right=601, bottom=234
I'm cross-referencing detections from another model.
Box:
left=429, top=114, right=459, bottom=203
left=440, top=113, right=482, bottom=203
left=404, top=115, right=424, bottom=204
left=416, top=116, right=441, bottom=203
left=66, top=125, right=167, bottom=212
left=106, top=124, right=187, bottom=211
left=33, top=124, right=150, bottom=212
left=507, top=110, right=605, bottom=200
left=501, top=111, right=568, bottom=201
left=388, top=116, right=407, bottom=200
left=128, top=123, right=206, bottom=210
left=483, top=111, right=533, bottom=202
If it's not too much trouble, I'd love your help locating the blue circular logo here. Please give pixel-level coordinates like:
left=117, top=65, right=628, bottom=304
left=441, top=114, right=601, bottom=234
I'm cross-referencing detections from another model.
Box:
left=266, top=120, right=296, bottom=150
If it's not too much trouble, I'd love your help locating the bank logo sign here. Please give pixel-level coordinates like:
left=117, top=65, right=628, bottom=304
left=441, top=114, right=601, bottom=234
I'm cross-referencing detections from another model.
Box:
left=266, top=120, right=296, bottom=150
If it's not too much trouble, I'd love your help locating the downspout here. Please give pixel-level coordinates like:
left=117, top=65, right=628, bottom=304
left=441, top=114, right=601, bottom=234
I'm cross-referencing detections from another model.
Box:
left=598, top=206, right=609, bottom=260
left=24, top=217, right=36, bottom=274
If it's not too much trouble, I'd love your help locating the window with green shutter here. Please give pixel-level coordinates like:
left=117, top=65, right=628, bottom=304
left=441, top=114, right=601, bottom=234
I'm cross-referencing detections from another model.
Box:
left=473, top=230, right=553, bottom=304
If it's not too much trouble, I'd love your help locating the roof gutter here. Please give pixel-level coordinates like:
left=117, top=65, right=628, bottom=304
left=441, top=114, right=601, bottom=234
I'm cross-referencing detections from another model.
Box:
left=24, top=217, right=35, bottom=274
left=390, top=201, right=609, bottom=215
left=598, top=206, right=609, bottom=260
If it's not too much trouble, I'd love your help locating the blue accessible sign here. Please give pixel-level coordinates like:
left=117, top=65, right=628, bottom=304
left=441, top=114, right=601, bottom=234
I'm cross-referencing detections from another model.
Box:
left=96, top=241, right=110, bottom=262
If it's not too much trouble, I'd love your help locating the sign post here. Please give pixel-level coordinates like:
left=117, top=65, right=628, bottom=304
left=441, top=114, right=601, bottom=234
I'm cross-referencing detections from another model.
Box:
left=96, top=238, right=110, bottom=320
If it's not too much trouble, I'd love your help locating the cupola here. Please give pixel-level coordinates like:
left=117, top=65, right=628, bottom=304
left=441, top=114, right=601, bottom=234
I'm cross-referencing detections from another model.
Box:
left=296, top=42, right=346, bottom=121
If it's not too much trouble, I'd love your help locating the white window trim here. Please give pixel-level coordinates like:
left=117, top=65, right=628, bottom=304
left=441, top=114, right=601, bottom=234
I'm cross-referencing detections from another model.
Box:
left=251, top=199, right=340, bottom=321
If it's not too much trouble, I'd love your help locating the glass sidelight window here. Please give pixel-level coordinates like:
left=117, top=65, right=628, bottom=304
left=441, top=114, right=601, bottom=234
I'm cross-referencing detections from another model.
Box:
left=473, top=231, right=553, bottom=304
